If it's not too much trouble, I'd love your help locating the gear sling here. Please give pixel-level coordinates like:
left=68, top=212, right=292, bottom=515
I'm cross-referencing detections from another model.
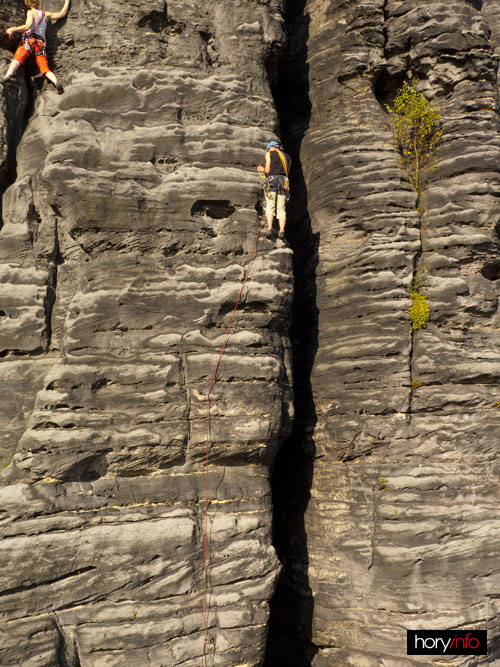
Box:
left=275, top=148, right=290, bottom=196
left=264, top=148, right=290, bottom=200
left=12, top=10, right=50, bottom=77
left=22, top=11, right=46, bottom=57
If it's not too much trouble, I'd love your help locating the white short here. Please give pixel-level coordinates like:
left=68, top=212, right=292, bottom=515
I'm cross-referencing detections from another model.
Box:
left=265, top=191, right=286, bottom=220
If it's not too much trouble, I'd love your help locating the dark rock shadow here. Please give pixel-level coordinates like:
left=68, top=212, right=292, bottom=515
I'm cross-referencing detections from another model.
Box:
left=264, top=1, right=319, bottom=664
left=0, top=82, right=27, bottom=230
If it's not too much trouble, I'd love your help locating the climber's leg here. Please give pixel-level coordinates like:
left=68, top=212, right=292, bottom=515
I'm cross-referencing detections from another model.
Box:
left=276, top=195, right=286, bottom=233
left=2, top=60, right=21, bottom=81
left=2, top=46, right=28, bottom=82
left=35, top=56, right=64, bottom=94
left=265, top=190, right=277, bottom=232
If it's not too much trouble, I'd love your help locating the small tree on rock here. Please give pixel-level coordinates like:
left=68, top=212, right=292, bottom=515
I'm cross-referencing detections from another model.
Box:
left=386, top=80, right=441, bottom=335
left=386, top=79, right=442, bottom=198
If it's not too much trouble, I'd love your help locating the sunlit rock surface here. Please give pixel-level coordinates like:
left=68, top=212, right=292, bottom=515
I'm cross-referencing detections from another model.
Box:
left=3, top=0, right=500, bottom=665
left=0, top=0, right=293, bottom=665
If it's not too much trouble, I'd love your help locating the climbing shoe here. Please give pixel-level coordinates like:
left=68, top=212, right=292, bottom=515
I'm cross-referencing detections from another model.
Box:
left=278, top=232, right=285, bottom=241
left=56, top=83, right=64, bottom=95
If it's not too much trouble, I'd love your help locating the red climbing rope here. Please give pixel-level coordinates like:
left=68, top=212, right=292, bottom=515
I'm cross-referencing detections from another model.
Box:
left=200, top=213, right=266, bottom=666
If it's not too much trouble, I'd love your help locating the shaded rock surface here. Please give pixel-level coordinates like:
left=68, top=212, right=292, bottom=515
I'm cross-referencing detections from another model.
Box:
left=0, top=0, right=293, bottom=665
left=266, top=0, right=500, bottom=665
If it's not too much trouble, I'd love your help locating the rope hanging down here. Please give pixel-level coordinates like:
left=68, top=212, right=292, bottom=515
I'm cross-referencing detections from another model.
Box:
left=200, top=213, right=266, bottom=667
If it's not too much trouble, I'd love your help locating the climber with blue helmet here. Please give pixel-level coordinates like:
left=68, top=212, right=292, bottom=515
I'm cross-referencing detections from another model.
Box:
left=257, top=140, right=291, bottom=241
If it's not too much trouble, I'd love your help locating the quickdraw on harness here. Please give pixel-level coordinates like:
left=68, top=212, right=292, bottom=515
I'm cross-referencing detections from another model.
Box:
left=22, top=11, right=46, bottom=57
left=264, top=147, right=291, bottom=201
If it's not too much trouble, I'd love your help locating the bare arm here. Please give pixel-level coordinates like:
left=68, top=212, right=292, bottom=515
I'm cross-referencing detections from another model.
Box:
left=6, top=10, right=34, bottom=37
left=257, top=151, right=272, bottom=175
left=263, top=150, right=272, bottom=175
left=46, top=0, right=70, bottom=22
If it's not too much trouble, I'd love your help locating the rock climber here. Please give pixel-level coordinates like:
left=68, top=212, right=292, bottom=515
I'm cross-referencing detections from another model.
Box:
left=257, top=140, right=291, bottom=241
left=2, top=0, right=70, bottom=93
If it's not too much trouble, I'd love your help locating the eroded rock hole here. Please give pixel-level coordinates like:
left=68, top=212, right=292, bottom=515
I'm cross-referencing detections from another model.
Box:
left=163, top=242, right=181, bottom=257
left=156, top=156, right=176, bottom=166
left=137, top=10, right=185, bottom=34
left=200, top=31, right=217, bottom=67
left=373, top=69, right=407, bottom=109
left=64, top=453, right=108, bottom=482
left=80, top=470, right=101, bottom=482
left=481, top=262, right=500, bottom=281
left=191, top=200, right=235, bottom=219
left=91, top=378, right=109, bottom=391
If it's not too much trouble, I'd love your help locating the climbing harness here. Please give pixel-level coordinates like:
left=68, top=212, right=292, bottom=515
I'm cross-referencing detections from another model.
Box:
left=23, top=35, right=46, bottom=57
left=263, top=147, right=291, bottom=201
left=200, top=212, right=266, bottom=667
left=22, top=11, right=46, bottom=56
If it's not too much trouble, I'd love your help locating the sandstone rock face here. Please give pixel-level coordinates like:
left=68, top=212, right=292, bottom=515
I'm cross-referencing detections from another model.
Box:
left=3, top=0, right=500, bottom=665
left=0, top=1, right=293, bottom=665
left=267, top=0, right=500, bottom=665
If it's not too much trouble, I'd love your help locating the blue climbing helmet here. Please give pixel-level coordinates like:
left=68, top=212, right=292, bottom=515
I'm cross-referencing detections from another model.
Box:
left=266, top=140, right=280, bottom=151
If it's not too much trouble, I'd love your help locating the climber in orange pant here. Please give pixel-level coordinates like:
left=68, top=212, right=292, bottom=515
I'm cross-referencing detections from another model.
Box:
left=2, top=0, right=70, bottom=93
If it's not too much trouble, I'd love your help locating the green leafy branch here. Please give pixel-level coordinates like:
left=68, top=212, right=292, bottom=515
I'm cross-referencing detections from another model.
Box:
left=386, top=79, right=443, bottom=197
left=387, top=80, right=442, bottom=333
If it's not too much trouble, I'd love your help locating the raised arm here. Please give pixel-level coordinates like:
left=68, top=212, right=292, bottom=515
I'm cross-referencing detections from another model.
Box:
left=46, top=0, right=70, bottom=22
left=6, top=11, right=34, bottom=37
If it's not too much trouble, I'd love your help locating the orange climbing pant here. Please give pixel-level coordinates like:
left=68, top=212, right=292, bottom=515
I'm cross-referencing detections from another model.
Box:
left=13, top=42, right=50, bottom=76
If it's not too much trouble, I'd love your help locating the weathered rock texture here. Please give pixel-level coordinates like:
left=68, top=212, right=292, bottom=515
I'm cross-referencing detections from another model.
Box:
left=0, top=0, right=294, bottom=665
left=3, top=0, right=500, bottom=665
left=266, top=0, right=500, bottom=665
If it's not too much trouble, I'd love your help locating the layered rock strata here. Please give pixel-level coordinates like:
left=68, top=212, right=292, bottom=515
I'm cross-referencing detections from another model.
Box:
left=267, top=0, right=500, bottom=665
left=3, top=0, right=500, bottom=664
left=0, top=1, right=293, bottom=665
